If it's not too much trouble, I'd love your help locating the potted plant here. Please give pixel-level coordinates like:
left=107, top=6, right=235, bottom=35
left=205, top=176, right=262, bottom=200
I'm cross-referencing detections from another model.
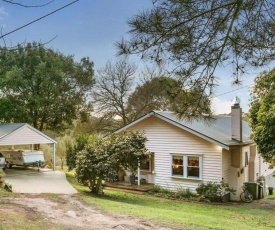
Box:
left=268, top=187, right=274, bottom=195
left=128, top=167, right=137, bottom=185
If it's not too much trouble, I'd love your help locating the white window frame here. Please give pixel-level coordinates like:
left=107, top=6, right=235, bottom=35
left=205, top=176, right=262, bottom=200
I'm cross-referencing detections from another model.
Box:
left=140, top=153, right=154, bottom=173
left=170, top=154, right=202, bottom=180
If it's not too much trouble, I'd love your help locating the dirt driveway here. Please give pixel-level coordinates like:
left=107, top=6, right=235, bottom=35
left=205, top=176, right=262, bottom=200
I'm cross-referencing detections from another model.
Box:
left=1, top=193, right=172, bottom=230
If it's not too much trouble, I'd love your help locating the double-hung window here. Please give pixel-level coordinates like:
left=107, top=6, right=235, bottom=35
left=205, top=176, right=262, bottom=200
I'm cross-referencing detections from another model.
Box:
left=140, top=153, right=154, bottom=172
left=171, top=154, right=202, bottom=179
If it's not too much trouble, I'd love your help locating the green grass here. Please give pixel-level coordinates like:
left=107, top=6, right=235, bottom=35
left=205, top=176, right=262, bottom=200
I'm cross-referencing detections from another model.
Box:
left=267, top=193, right=275, bottom=200
left=66, top=172, right=275, bottom=230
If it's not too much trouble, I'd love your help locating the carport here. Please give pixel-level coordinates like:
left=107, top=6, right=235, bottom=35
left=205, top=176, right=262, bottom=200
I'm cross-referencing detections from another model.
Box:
left=0, top=123, right=57, bottom=170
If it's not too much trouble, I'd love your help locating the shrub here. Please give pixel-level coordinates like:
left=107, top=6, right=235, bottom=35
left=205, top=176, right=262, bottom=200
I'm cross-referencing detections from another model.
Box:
left=196, top=180, right=235, bottom=202
left=75, top=131, right=147, bottom=194
left=148, top=185, right=196, bottom=200
left=148, top=185, right=173, bottom=196
left=175, top=187, right=196, bottom=199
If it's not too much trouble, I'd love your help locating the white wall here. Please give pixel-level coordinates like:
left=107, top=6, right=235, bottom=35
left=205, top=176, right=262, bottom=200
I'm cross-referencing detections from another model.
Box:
left=128, top=116, right=222, bottom=191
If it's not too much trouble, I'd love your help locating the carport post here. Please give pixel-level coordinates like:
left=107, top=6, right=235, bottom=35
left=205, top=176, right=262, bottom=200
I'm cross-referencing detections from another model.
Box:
left=53, top=143, right=56, bottom=170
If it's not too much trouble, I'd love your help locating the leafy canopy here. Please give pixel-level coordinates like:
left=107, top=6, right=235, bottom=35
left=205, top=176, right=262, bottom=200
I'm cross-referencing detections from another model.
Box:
left=117, top=0, right=275, bottom=117
left=127, top=76, right=212, bottom=120
left=0, top=42, right=94, bottom=131
left=75, top=131, right=147, bottom=194
left=249, top=69, right=275, bottom=162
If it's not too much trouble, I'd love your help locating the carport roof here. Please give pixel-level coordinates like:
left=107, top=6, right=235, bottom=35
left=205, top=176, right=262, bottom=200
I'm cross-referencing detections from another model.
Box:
left=0, top=123, right=56, bottom=145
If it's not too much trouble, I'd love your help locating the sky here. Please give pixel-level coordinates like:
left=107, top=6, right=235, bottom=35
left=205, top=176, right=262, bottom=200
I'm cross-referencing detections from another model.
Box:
left=0, top=0, right=268, bottom=114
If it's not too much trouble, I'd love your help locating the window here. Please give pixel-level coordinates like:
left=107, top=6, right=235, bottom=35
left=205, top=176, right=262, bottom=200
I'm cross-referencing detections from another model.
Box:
left=171, top=154, right=202, bottom=179
left=172, top=155, right=183, bottom=176
left=140, top=153, right=154, bottom=172
left=187, top=156, right=200, bottom=177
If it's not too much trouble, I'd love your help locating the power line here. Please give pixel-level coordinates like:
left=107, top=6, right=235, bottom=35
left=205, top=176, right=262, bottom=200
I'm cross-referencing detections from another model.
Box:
left=0, top=0, right=80, bottom=40
left=213, top=83, right=253, bottom=98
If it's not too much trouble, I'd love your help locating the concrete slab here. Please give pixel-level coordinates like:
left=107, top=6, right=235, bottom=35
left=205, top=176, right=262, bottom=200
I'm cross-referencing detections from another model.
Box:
left=4, top=167, right=78, bottom=194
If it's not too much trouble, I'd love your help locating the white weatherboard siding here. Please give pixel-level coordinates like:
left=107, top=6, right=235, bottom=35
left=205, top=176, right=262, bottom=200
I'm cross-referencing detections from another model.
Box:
left=222, top=149, right=231, bottom=183
left=0, top=125, right=55, bottom=145
left=128, top=116, right=222, bottom=191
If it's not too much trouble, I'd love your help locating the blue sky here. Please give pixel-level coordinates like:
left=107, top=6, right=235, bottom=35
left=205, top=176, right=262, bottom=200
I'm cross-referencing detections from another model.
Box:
left=0, top=0, right=265, bottom=114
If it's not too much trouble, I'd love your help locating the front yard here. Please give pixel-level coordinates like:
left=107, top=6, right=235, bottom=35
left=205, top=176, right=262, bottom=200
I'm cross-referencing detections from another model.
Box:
left=66, top=172, right=275, bottom=230
left=0, top=171, right=274, bottom=229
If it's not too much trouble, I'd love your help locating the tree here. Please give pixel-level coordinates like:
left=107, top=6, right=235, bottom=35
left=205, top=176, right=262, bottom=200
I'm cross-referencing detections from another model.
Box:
left=75, top=131, right=147, bottom=194
left=92, top=59, right=136, bottom=127
left=249, top=69, right=275, bottom=162
left=117, top=0, right=275, bottom=117
left=127, top=76, right=212, bottom=120
left=65, top=134, right=91, bottom=171
left=0, top=42, right=94, bottom=131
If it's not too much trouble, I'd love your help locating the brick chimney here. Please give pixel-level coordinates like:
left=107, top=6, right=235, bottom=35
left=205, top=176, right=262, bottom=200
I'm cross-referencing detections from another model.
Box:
left=231, top=96, right=242, bottom=142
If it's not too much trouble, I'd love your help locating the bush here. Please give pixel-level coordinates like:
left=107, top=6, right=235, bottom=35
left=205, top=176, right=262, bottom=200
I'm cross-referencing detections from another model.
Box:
left=148, top=185, right=173, bottom=196
left=196, top=180, right=235, bottom=202
left=75, top=131, right=147, bottom=194
left=175, top=187, right=196, bottom=199
left=148, top=185, right=196, bottom=200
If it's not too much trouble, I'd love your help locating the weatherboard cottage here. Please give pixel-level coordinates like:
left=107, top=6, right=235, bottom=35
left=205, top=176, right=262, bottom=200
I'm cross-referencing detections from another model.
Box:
left=115, top=99, right=274, bottom=200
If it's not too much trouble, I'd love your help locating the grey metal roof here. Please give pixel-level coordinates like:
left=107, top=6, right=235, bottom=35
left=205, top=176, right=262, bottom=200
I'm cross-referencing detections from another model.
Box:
left=0, top=123, right=57, bottom=145
left=155, top=111, right=252, bottom=147
left=115, top=111, right=253, bottom=150
left=0, top=123, right=25, bottom=139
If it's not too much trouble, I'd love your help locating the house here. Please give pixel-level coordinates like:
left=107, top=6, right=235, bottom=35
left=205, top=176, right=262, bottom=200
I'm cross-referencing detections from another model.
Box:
left=115, top=99, right=274, bottom=200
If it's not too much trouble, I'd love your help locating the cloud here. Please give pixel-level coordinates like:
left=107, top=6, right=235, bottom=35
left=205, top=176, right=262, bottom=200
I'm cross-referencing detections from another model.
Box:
left=0, top=7, right=8, bottom=17
left=211, top=97, right=233, bottom=115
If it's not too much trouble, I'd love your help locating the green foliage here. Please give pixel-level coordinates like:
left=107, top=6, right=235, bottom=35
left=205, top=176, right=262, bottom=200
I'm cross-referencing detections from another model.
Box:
left=117, top=0, right=275, bottom=118
left=0, top=42, right=94, bottom=131
left=127, top=76, right=212, bottom=120
left=75, top=131, right=147, bottom=194
left=66, top=134, right=91, bottom=171
left=148, top=185, right=196, bottom=200
left=249, top=69, right=275, bottom=162
left=196, top=181, right=236, bottom=202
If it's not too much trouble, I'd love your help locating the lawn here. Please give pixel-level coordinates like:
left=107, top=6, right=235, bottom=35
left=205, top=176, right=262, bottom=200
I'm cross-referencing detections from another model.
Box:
left=66, top=173, right=275, bottom=230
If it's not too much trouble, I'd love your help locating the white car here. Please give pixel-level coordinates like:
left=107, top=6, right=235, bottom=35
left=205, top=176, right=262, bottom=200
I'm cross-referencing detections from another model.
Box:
left=0, top=152, right=6, bottom=170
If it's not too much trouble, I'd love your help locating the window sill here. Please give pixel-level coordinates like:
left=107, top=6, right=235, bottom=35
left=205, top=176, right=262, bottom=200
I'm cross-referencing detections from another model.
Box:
left=140, top=170, right=155, bottom=174
left=171, top=176, right=202, bottom=181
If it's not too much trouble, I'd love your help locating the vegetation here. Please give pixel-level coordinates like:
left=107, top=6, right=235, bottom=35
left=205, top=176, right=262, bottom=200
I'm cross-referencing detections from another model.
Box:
left=127, top=76, right=212, bottom=121
left=117, top=0, right=275, bottom=118
left=249, top=69, right=275, bottom=162
left=75, top=131, right=147, bottom=194
left=92, top=59, right=136, bottom=128
left=196, top=180, right=236, bottom=202
left=66, top=172, right=275, bottom=230
left=148, top=185, right=197, bottom=200
left=0, top=42, right=94, bottom=132
left=66, top=134, right=92, bottom=171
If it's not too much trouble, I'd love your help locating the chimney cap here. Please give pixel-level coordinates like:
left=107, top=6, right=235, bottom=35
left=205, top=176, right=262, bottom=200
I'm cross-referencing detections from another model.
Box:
left=232, top=96, right=240, bottom=106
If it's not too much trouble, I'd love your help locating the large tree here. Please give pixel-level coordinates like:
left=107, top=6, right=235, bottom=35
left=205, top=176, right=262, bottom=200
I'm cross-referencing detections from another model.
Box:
left=117, top=0, right=275, bottom=117
left=92, top=59, right=136, bottom=127
left=249, top=69, right=275, bottom=163
left=127, top=76, right=212, bottom=120
left=0, top=42, right=94, bottom=131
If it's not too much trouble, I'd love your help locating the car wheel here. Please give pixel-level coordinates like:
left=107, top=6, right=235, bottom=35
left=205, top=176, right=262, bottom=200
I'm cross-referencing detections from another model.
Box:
left=6, top=162, right=12, bottom=169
